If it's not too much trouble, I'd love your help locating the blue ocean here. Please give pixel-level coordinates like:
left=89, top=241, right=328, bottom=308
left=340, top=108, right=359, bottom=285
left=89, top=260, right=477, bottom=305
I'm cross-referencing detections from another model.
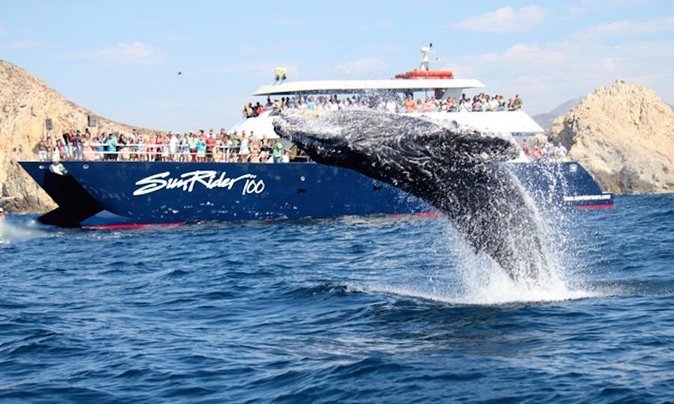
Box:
left=1, top=194, right=672, bottom=403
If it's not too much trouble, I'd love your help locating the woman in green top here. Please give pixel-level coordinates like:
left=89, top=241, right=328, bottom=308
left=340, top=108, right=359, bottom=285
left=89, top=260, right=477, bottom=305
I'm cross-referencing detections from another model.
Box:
left=272, top=140, right=284, bottom=163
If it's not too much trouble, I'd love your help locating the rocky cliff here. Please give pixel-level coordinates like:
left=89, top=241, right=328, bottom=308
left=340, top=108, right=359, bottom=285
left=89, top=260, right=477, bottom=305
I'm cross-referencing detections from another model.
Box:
left=549, top=81, right=674, bottom=194
left=0, top=60, right=148, bottom=213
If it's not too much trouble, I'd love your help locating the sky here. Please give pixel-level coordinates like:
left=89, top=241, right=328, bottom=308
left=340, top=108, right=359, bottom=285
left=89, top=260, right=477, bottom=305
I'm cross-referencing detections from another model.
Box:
left=1, top=0, right=672, bottom=131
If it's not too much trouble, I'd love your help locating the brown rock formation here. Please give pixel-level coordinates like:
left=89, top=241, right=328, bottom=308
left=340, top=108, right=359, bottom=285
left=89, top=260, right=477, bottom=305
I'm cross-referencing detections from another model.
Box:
left=549, top=80, right=674, bottom=194
left=0, top=60, right=152, bottom=213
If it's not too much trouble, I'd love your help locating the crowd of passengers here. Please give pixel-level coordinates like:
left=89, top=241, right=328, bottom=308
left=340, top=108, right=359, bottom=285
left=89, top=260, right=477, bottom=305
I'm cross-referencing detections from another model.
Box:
left=242, top=92, right=523, bottom=118
left=35, top=128, right=292, bottom=163
left=520, top=137, right=567, bottom=160
left=34, top=92, right=533, bottom=162
left=36, top=127, right=566, bottom=163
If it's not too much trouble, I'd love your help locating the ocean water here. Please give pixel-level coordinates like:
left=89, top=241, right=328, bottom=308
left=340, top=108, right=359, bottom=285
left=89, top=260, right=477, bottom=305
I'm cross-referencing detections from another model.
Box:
left=0, top=194, right=672, bottom=403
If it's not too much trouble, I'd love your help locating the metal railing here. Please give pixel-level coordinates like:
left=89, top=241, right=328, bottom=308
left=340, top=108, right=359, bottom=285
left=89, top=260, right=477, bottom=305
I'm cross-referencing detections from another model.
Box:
left=36, top=143, right=295, bottom=163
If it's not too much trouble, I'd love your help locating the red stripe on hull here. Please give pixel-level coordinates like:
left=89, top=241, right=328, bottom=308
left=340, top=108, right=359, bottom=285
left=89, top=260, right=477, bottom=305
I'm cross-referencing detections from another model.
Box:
left=388, top=211, right=441, bottom=218
left=82, top=222, right=184, bottom=230
left=575, top=203, right=614, bottom=210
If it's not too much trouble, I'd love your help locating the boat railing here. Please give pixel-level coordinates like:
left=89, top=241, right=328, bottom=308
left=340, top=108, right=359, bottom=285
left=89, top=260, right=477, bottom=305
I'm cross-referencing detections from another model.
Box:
left=35, top=143, right=295, bottom=163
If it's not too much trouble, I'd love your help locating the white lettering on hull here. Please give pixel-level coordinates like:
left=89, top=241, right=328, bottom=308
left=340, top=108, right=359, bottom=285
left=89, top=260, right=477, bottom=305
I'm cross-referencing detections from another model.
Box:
left=133, top=170, right=266, bottom=196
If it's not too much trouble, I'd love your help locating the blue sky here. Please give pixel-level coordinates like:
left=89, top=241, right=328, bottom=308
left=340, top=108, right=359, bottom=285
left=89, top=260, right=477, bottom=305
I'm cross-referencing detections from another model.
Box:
left=1, top=0, right=672, bottom=131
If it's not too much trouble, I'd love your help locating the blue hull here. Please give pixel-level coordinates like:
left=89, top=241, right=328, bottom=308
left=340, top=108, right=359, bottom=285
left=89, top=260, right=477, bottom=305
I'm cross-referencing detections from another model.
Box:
left=19, top=160, right=612, bottom=228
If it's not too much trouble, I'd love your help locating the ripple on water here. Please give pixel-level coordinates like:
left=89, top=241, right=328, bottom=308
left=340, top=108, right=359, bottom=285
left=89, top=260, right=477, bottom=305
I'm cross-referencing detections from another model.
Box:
left=0, top=195, right=673, bottom=402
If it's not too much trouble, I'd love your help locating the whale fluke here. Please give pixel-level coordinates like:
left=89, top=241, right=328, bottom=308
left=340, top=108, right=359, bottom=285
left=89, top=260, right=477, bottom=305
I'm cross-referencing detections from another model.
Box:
left=274, top=110, right=550, bottom=284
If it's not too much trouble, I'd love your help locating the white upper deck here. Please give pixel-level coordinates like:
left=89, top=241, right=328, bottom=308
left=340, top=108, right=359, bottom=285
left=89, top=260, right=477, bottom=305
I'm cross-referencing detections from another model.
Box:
left=237, top=46, right=543, bottom=138
left=254, top=45, right=484, bottom=96
left=252, top=78, right=484, bottom=96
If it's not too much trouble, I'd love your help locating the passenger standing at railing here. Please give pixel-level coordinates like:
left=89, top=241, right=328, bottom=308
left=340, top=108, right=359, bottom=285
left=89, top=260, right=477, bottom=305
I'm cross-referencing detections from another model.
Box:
left=213, top=137, right=224, bottom=162
left=179, top=136, right=190, bottom=162
left=72, top=130, right=83, bottom=160
left=95, top=133, right=105, bottom=160
left=458, top=99, right=470, bottom=112
left=187, top=134, right=196, bottom=162
left=254, top=102, right=264, bottom=116
left=117, top=133, right=128, bottom=160
left=228, top=133, right=240, bottom=162
left=260, top=134, right=271, bottom=162
left=168, top=133, right=179, bottom=161
left=421, top=98, right=433, bottom=113
left=144, top=133, right=154, bottom=162
left=404, top=96, right=416, bottom=113
left=512, top=94, right=523, bottom=110
left=243, top=103, right=254, bottom=118
left=51, top=139, right=62, bottom=162
left=471, top=96, right=482, bottom=111
left=206, top=130, right=216, bottom=161
left=498, top=96, right=507, bottom=111
left=306, top=97, right=317, bottom=111
left=136, top=133, right=146, bottom=161
left=239, top=133, right=251, bottom=162
left=127, top=131, right=138, bottom=161
left=272, top=140, right=284, bottom=163
left=160, top=136, right=169, bottom=162
left=250, top=137, right=261, bottom=163
left=195, top=136, right=206, bottom=162
left=37, top=138, right=48, bottom=161
left=105, top=133, right=117, bottom=161
left=83, top=134, right=95, bottom=161
left=447, top=97, right=458, bottom=112
left=61, top=132, right=71, bottom=160
left=148, top=133, right=157, bottom=161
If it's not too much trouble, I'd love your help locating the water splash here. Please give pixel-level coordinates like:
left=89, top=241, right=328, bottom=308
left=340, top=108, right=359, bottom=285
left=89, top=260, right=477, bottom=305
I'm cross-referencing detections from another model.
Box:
left=358, top=162, right=601, bottom=306
left=435, top=163, right=595, bottom=304
left=0, top=218, right=47, bottom=244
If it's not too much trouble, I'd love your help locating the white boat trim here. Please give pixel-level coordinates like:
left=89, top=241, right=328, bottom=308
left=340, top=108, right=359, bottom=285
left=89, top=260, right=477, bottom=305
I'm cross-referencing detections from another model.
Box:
left=563, top=194, right=612, bottom=202
left=253, top=78, right=484, bottom=96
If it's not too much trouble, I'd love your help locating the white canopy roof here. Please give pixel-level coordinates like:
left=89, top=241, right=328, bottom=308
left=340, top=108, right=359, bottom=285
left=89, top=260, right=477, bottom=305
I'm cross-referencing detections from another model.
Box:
left=420, top=110, right=544, bottom=134
left=253, top=79, right=484, bottom=96
left=228, top=112, right=279, bottom=139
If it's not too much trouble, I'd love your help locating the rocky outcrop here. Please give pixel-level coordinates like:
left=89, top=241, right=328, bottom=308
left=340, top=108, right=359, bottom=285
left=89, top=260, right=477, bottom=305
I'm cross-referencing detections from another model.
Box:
left=533, top=98, right=581, bottom=131
left=549, top=81, right=674, bottom=194
left=0, top=60, right=150, bottom=213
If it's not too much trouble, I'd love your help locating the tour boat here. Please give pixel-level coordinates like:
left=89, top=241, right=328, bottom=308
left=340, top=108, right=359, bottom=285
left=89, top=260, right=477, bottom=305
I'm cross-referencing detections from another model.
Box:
left=19, top=47, right=613, bottom=228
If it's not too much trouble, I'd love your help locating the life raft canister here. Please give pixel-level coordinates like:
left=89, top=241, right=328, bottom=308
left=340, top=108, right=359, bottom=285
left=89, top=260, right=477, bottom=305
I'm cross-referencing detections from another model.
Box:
left=394, top=70, right=454, bottom=79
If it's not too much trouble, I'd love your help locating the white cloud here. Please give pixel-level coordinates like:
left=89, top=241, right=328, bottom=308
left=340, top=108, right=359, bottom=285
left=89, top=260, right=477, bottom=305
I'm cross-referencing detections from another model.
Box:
left=477, top=43, right=565, bottom=66
left=335, top=57, right=389, bottom=76
left=64, top=42, right=161, bottom=65
left=452, top=6, right=547, bottom=32
left=577, top=17, right=674, bottom=39
left=570, top=0, right=651, bottom=15
left=450, top=28, right=674, bottom=114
